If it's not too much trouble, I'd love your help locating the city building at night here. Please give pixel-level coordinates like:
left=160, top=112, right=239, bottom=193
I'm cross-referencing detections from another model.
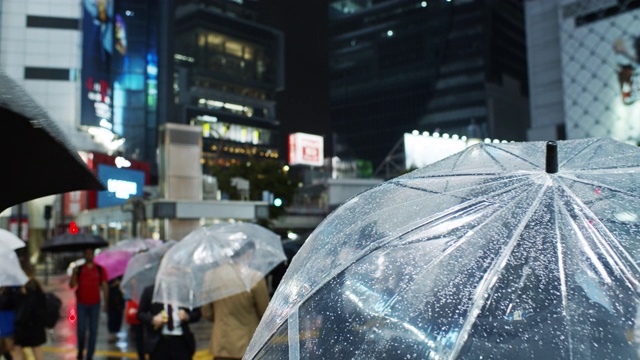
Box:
left=328, top=0, right=529, bottom=171
left=525, top=0, right=640, bottom=146
left=168, top=0, right=285, bottom=169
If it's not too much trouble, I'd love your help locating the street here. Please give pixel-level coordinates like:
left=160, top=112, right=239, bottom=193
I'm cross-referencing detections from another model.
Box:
left=31, top=273, right=213, bottom=360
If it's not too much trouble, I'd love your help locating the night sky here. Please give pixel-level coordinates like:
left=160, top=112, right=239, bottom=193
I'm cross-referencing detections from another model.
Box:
left=262, top=0, right=332, bottom=159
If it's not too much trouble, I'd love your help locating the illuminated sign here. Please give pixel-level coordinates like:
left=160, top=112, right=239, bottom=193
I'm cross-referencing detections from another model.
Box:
left=107, top=179, right=137, bottom=199
left=403, top=133, right=467, bottom=169
left=288, top=132, right=324, bottom=167
left=81, top=0, right=114, bottom=127
left=97, top=164, right=144, bottom=208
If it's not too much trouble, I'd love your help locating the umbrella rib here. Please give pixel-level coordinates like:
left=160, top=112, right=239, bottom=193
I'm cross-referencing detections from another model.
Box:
left=449, top=181, right=550, bottom=360
left=555, top=178, right=640, bottom=283
left=556, top=137, right=600, bottom=168
left=482, top=143, right=540, bottom=169
left=390, top=173, right=533, bottom=202
left=558, top=172, right=640, bottom=202
left=287, top=177, right=538, bottom=322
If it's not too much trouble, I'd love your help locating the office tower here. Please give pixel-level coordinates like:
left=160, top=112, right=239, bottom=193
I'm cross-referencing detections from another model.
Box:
left=329, top=0, right=529, bottom=170
left=168, top=0, right=285, bottom=168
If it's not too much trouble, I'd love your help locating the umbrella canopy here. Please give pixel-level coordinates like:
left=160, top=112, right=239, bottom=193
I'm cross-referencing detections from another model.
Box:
left=108, top=238, right=163, bottom=254
left=93, top=238, right=163, bottom=281
left=0, top=71, right=105, bottom=212
left=0, top=228, right=25, bottom=253
left=246, top=138, right=640, bottom=360
left=120, top=241, right=176, bottom=302
left=153, top=223, right=286, bottom=309
left=0, top=251, right=28, bottom=287
left=41, top=233, right=108, bottom=253
left=94, top=250, right=132, bottom=281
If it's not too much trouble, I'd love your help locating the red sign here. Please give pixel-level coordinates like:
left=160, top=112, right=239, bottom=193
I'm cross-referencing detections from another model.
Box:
left=9, top=218, right=29, bottom=241
left=64, top=191, right=87, bottom=216
left=288, top=133, right=324, bottom=167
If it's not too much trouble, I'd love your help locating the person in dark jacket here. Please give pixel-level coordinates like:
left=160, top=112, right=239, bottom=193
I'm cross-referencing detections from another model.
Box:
left=136, top=285, right=201, bottom=360
left=13, top=265, right=46, bottom=360
left=106, top=276, right=125, bottom=343
left=0, top=286, right=20, bottom=360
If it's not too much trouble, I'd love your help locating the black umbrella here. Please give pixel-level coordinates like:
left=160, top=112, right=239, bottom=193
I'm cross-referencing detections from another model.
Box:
left=41, top=233, right=108, bottom=253
left=0, top=71, right=105, bottom=211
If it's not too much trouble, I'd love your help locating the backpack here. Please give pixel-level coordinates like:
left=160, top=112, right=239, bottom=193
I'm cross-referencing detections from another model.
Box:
left=43, top=292, right=62, bottom=328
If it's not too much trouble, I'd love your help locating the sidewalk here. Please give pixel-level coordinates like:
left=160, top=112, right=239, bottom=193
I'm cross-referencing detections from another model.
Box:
left=31, top=273, right=213, bottom=360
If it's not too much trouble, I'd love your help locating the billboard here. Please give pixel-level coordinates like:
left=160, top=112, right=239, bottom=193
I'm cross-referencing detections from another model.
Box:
left=559, top=1, right=640, bottom=143
left=96, top=164, right=145, bottom=208
left=288, top=133, right=324, bottom=166
left=403, top=133, right=467, bottom=169
left=81, top=0, right=114, bottom=128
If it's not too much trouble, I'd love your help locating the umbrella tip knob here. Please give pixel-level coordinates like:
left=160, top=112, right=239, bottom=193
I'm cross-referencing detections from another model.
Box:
left=546, top=141, right=558, bottom=174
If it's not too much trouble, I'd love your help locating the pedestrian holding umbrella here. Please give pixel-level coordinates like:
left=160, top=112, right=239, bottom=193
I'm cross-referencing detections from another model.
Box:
left=153, top=222, right=286, bottom=309
left=245, top=138, right=640, bottom=360
left=121, top=241, right=176, bottom=303
left=0, top=229, right=25, bottom=253
left=40, top=231, right=108, bottom=253
left=120, top=241, right=176, bottom=360
left=152, top=223, right=285, bottom=359
left=0, top=251, right=28, bottom=287
left=0, top=71, right=104, bottom=212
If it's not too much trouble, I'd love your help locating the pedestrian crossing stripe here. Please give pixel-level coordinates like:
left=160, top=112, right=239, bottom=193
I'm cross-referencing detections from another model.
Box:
left=40, top=346, right=212, bottom=359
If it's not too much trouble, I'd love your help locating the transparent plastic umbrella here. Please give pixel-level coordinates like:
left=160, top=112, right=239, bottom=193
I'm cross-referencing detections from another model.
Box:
left=107, top=238, right=163, bottom=254
left=0, top=251, right=27, bottom=287
left=0, top=228, right=25, bottom=253
left=246, top=138, right=640, bottom=360
left=120, top=241, right=176, bottom=302
left=153, top=223, right=286, bottom=309
left=93, top=238, right=163, bottom=281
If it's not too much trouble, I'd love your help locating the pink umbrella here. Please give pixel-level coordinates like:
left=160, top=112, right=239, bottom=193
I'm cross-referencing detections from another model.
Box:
left=94, top=250, right=133, bottom=280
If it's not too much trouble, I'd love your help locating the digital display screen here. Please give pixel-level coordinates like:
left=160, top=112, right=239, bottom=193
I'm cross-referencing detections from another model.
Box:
left=97, top=164, right=144, bottom=208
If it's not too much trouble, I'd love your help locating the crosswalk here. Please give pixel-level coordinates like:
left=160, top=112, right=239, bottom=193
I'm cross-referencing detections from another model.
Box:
left=20, top=347, right=214, bottom=359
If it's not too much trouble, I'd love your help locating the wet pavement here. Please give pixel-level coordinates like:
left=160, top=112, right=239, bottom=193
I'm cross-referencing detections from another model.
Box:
left=32, top=273, right=213, bottom=360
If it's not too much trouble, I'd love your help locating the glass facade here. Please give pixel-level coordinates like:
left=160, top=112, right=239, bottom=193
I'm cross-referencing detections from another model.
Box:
left=329, top=0, right=528, bottom=170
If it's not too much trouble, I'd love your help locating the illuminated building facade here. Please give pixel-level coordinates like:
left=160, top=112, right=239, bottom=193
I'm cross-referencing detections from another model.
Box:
left=168, top=0, right=284, bottom=168
left=526, top=1, right=640, bottom=145
left=328, top=0, right=529, bottom=170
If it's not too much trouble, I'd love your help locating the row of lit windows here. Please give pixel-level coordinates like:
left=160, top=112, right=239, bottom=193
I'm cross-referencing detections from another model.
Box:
left=196, top=31, right=263, bottom=61
left=197, top=98, right=257, bottom=117
left=192, top=76, right=268, bottom=101
left=191, top=114, right=273, bottom=146
left=207, top=144, right=278, bottom=158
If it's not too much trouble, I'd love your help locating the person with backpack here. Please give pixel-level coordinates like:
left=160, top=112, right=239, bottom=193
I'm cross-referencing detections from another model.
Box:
left=13, top=265, right=46, bottom=360
left=69, top=248, right=108, bottom=360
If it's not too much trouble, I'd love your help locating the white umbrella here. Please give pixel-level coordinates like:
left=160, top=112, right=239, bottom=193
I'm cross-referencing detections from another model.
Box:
left=0, top=228, right=25, bottom=253
left=0, top=251, right=28, bottom=286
